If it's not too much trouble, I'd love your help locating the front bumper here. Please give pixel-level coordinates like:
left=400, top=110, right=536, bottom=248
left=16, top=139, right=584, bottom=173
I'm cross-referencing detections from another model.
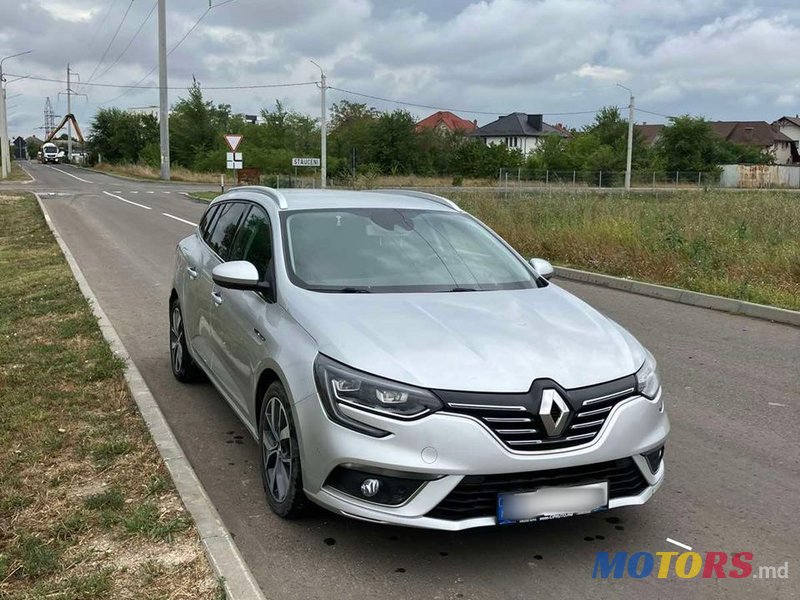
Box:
left=295, top=389, right=669, bottom=530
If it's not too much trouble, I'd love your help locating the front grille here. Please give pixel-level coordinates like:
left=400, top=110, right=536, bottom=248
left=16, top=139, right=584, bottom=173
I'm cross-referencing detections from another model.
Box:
left=427, top=458, right=647, bottom=521
left=436, top=375, right=637, bottom=452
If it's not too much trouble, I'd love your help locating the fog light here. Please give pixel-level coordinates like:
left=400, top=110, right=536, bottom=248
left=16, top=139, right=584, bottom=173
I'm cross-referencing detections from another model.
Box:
left=360, top=478, right=380, bottom=497
left=324, top=466, right=437, bottom=506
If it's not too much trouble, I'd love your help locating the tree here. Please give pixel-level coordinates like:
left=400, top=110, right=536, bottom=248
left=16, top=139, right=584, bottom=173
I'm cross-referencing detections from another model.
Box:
left=87, top=108, right=158, bottom=164
left=169, top=78, right=233, bottom=170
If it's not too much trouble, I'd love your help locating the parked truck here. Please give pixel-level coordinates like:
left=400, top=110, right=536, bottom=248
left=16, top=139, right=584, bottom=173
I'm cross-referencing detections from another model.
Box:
left=40, top=142, right=60, bottom=164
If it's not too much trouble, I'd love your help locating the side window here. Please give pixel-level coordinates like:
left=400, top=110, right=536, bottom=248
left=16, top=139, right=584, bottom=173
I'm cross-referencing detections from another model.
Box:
left=199, top=205, right=220, bottom=242
left=206, top=203, right=248, bottom=260
left=229, top=206, right=272, bottom=280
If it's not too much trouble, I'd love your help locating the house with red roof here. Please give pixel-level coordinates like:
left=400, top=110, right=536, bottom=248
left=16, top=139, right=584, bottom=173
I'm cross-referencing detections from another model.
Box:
left=415, top=111, right=477, bottom=134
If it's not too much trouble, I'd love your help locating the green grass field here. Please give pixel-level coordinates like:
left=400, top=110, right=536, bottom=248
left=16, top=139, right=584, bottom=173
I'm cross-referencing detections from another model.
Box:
left=453, top=189, right=800, bottom=311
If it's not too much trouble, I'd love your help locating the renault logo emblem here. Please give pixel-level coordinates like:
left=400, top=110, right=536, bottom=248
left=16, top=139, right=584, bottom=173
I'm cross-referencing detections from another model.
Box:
left=539, top=389, right=570, bottom=437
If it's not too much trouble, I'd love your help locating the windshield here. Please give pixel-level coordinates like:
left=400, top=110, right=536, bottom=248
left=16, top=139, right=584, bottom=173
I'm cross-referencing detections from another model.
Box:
left=282, top=208, right=539, bottom=293
left=43, top=146, right=57, bottom=155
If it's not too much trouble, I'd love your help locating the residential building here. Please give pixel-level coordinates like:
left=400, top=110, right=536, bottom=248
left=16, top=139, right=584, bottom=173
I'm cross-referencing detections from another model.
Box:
left=470, top=113, right=568, bottom=156
left=635, top=121, right=797, bottom=164
left=415, top=111, right=477, bottom=134
left=772, top=116, right=800, bottom=163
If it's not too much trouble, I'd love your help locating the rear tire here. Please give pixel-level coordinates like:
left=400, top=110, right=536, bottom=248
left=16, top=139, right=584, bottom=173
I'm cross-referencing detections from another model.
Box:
left=259, top=382, right=307, bottom=519
left=169, top=297, right=204, bottom=383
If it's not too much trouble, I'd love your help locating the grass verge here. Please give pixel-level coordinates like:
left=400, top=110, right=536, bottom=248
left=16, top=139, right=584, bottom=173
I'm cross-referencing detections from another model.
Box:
left=0, top=192, right=224, bottom=599
left=452, top=189, right=800, bottom=311
left=90, top=163, right=220, bottom=183
left=2, top=162, right=33, bottom=182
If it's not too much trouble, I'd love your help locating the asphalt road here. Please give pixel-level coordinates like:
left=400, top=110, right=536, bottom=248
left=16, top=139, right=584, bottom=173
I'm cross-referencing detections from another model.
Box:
left=21, top=161, right=800, bottom=599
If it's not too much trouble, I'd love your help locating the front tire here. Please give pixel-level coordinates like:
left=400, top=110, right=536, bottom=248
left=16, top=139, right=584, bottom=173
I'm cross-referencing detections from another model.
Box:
left=259, top=382, right=307, bottom=519
left=169, top=298, right=203, bottom=382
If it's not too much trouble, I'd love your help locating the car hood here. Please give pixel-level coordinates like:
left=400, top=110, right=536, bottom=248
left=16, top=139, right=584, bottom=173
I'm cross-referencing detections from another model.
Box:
left=285, top=284, right=645, bottom=392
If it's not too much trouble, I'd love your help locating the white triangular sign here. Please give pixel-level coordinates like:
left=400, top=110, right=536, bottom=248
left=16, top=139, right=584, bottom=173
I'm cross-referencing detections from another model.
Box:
left=224, top=134, right=243, bottom=151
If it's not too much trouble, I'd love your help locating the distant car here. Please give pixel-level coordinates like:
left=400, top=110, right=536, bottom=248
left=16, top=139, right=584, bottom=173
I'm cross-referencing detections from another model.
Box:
left=170, top=187, right=669, bottom=530
left=41, top=143, right=59, bottom=164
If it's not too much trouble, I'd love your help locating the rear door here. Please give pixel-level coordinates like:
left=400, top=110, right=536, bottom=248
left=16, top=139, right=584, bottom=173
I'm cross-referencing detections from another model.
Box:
left=180, top=203, right=221, bottom=370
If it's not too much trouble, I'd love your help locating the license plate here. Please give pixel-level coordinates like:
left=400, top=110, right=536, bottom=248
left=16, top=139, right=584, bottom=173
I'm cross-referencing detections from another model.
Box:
left=497, top=481, right=609, bottom=525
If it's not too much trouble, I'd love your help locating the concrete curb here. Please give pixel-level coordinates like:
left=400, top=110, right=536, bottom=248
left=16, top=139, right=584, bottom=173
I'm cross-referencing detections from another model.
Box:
left=554, top=266, right=800, bottom=328
left=34, top=193, right=266, bottom=600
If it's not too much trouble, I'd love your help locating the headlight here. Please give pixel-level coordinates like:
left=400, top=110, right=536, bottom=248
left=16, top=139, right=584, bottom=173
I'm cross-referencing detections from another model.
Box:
left=635, top=350, right=661, bottom=401
left=314, top=354, right=443, bottom=437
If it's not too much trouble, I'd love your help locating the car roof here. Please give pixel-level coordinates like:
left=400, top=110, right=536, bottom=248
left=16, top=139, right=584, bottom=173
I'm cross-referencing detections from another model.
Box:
left=214, top=187, right=460, bottom=213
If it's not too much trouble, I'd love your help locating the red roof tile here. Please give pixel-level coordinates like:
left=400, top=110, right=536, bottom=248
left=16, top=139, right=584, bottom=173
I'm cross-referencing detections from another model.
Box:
left=415, top=111, right=477, bottom=133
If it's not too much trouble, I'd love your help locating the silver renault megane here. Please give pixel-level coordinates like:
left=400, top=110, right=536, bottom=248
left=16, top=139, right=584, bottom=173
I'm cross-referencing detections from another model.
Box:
left=169, top=186, right=668, bottom=530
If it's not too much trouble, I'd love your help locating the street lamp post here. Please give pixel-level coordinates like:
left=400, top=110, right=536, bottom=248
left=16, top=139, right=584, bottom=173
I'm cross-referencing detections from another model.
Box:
left=616, top=83, right=634, bottom=191
left=0, top=50, right=32, bottom=179
left=311, top=60, right=327, bottom=189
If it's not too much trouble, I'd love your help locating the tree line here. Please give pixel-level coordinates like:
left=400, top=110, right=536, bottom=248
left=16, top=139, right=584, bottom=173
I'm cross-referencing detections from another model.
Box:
left=86, top=80, right=772, bottom=181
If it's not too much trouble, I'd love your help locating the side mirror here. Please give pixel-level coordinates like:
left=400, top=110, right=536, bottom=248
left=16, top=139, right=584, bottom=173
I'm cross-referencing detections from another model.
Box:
left=529, top=257, right=554, bottom=280
left=212, top=261, right=261, bottom=290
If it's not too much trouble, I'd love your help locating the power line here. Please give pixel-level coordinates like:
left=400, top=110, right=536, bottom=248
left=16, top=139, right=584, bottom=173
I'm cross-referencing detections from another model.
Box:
left=328, top=86, right=602, bottom=117
left=95, top=0, right=158, bottom=82
left=82, top=0, right=136, bottom=91
left=99, top=0, right=237, bottom=105
left=5, top=72, right=315, bottom=91
left=637, top=108, right=676, bottom=120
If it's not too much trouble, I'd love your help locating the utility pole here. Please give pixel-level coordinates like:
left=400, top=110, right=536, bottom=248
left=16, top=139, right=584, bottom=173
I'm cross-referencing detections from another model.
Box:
left=311, top=60, right=326, bottom=188
left=67, top=64, right=72, bottom=161
left=617, top=83, right=634, bottom=190
left=158, top=0, right=170, bottom=180
left=0, top=50, right=32, bottom=179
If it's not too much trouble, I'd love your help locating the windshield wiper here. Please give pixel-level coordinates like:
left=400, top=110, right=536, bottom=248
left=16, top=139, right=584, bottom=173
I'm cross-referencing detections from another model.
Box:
left=449, top=287, right=480, bottom=292
left=308, top=287, right=372, bottom=293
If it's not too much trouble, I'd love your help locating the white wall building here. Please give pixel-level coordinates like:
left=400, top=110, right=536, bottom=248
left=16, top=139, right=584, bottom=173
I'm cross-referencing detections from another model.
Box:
left=470, top=113, right=568, bottom=157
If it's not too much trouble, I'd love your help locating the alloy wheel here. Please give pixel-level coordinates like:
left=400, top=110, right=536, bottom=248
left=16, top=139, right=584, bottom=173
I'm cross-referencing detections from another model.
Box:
left=170, top=305, right=184, bottom=373
left=262, top=397, right=293, bottom=503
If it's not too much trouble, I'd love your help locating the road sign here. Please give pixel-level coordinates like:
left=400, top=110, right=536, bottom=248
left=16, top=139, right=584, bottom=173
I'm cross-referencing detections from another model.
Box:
left=226, top=152, right=243, bottom=170
left=224, top=134, right=243, bottom=152
left=292, top=157, right=321, bottom=167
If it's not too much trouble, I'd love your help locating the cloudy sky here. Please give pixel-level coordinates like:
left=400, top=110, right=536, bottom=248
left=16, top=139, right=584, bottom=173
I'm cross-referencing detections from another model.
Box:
left=2, top=0, right=799, bottom=138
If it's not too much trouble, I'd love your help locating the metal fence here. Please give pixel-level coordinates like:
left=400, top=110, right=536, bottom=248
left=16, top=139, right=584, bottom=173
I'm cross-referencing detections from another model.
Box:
left=496, top=169, right=719, bottom=189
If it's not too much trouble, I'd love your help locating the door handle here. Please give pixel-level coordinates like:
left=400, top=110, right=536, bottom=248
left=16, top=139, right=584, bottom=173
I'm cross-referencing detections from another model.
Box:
left=211, top=291, right=223, bottom=306
left=187, top=266, right=198, bottom=280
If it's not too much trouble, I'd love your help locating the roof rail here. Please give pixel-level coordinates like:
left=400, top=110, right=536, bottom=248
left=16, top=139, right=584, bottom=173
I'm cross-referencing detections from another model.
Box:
left=227, top=186, right=288, bottom=209
left=374, top=189, right=461, bottom=212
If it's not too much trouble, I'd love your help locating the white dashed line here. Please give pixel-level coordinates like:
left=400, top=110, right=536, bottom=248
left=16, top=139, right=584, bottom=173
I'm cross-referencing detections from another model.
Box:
left=162, top=212, right=198, bottom=227
left=146, top=191, right=155, bottom=194
left=103, top=190, right=152, bottom=210
left=47, top=166, right=93, bottom=183
left=163, top=191, right=171, bottom=194
left=113, top=190, right=122, bottom=193
left=666, top=538, right=693, bottom=551
left=130, top=190, right=139, bottom=194
left=768, top=402, right=786, bottom=407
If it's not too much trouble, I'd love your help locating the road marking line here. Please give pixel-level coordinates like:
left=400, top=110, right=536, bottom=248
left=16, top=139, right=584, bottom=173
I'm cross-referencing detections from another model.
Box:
left=146, top=191, right=155, bottom=194
left=130, top=190, right=139, bottom=194
left=162, top=212, right=197, bottom=227
left=113, top=190, right=122, bottom=193
left=768, top=402, right=786, bottom=407
left=163, top=191, right=170, bottom=194
left=47, top=165, right=93, bottom=183
left=103, top=190, right=152, bottom=210
left=666, top=538, right=693, bottom=551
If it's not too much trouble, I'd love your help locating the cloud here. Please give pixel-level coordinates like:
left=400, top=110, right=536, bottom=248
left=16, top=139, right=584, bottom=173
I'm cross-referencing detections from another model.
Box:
left=2, top=0, right=800, bottom=136
left=572, top=63, right=629, bottom=82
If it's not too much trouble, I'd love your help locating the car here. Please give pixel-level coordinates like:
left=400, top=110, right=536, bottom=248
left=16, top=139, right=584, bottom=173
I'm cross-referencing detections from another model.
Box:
left=170, top=186, right=669, bottom=530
